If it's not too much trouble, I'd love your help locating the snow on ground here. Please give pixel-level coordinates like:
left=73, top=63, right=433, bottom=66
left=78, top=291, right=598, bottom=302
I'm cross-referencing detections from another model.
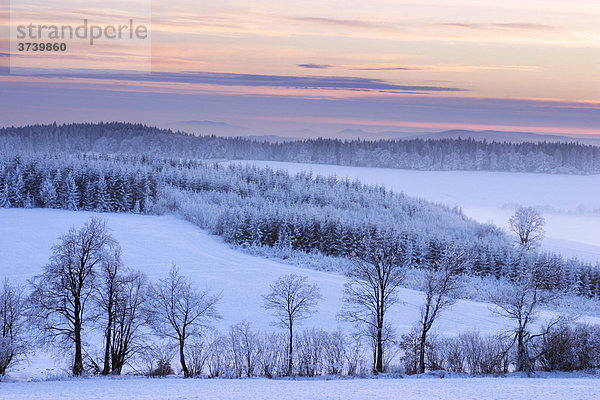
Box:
left=0, top=208, right=512, bottom=335
left=3, top=208, right=595, bottom=378
left=3, top=375, right=600, bottom=400
left=1, top=165, right=598, bottom=393
left=223, top=161, right=600, bottom=263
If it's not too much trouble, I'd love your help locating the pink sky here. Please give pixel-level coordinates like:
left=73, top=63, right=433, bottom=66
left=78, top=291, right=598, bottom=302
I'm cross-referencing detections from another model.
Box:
left=1, top=0, right=599, bottom=136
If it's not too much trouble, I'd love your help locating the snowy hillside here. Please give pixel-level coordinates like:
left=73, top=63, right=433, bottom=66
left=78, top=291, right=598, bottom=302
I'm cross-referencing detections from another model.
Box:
left=223, top=161, right=600, bottom=262
left=3, top=208, right=600, bottom=378
left=0, top=208, right=511, bottom=334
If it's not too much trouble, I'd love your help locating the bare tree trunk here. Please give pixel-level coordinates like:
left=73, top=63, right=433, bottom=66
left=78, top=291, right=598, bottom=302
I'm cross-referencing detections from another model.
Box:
left=418, top=326, right=427, bottom=374
left=102, top=308, right=113, bottom=375
left=418, top=300, right=431, bottom=374
left=288, top=321, right=293, bottom=376
left=180, top=339, right=190, bottom=378
left=0, top=355, right=13, bottom=376
left=112, top=361, right=123, bottom=375
left=111, top=338, right=127, bottom=375
left=375, top=314, right=383, bottom=373
left=73, top=305, right=83, bottom=376
left=245, top=338, right=252, bottom=377
left=516, top=328, right=530, bottom=373
left=101, top=255, right=119, bottom=375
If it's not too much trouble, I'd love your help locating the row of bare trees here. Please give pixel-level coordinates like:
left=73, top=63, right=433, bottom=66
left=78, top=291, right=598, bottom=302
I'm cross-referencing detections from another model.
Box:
left=260, top=226, right=557, bottom=376
left=0, top=218, right=221, bottom=378
left=0, top=221, right=456, bottom=377
left=0, top=214, right=581, bottom=378
left=28, top=218, right=118, bottom=376
left=401, top=320, right=600, bottom=376
left=148, top=325, right=365, bottom=378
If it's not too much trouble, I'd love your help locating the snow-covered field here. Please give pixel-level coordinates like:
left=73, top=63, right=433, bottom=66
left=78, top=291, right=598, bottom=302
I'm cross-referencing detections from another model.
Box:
left=0, top=208, right=512, bottom=335
left=3, top=208, right=596, bottom=380
left=3, top=375, right=600, bottom=400
left=223, top=161, right=600, bottom=263
left=1, top=165, right=598, bottom=395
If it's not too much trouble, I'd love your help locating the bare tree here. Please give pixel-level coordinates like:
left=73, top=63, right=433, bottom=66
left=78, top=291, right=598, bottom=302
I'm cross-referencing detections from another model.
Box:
left=229, top=321, right=259, bottom=377
left=185, top=337, right=209, bottom=377
left=416, top=246, right=467, bottom=373
left=146, top=266, right=221, bottom=378
left=28, top=217, right=116, bottom=376
left=110, top=270, right=147, bottom=374
left=345, top=332, right=366, bottom=376
left=490, top=268, right=562, bottom=373
left=509, top=207, right=546, bottom=250
left=96, top=246, right=122, bottom=375
left=262, top=274, right=321, bottom=375
left=339, top=235, right=406, bottom=373
left=322, top=330, right=346, bottom=375
left=256, top=332, right=286, bottom=379
left=0, top=280, right=27, bottom=376
left=206, top=332, right=230, bottom=378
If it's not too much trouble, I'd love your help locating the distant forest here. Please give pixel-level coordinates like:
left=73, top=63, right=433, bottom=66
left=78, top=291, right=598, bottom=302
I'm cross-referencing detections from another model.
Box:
left=1, top=122, right=599, bottom=174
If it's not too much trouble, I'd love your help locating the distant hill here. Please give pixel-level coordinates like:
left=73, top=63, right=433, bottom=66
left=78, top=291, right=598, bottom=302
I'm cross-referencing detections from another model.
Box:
left=163, top=120, right=251, bottom=136
left=162, top=121, right=600, bottom=145
left=1, top=122, right=599, bottom=174
left=163, top=120, right=303, bottom=142
left=396, top=130, right=600, bottom=145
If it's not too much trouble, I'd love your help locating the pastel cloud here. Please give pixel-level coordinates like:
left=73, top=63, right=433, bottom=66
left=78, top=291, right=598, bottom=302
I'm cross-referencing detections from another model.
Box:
left=1, top=0, right=599, bottom=135
left=6, top=68, right=467, bottom=93
left=297, top=64, right=332, bottom=69
left=0, top=76, right=598, bottom=136
left=437, top=22, right=558, bottom=31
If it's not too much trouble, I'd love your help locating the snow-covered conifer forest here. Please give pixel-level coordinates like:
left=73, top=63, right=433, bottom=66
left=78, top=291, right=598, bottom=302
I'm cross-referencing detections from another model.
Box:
left=1, top=122, right=599, bottom=173
left=1, top=123, right=600, bottom=399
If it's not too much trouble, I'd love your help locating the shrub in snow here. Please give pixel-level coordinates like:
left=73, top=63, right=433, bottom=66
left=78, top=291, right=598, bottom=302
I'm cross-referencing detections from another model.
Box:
left=536, top=323, right=600, bottom=371
left=0, top=280, right=27, bottom=376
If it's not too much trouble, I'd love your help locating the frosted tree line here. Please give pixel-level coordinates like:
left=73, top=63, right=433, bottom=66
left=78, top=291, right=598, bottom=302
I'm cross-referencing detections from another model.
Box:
left=0, top=155, right=156, bottom=213
left=2, top=218, right=600, bottom=379
left=1, top=122, right=599, bottom=174
left=2, top=152, right=598, bottom=298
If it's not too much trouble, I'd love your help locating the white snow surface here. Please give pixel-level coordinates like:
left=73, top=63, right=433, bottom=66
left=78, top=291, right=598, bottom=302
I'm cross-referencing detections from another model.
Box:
left=3, top=375, right=600, bottom=400
left=0, top=208, right=509, bottom=335
left=2, top=208, right=599, bottom=380
left=1, top=163, right=599, bottom=394
left=223, top=161, right=600, bottom=262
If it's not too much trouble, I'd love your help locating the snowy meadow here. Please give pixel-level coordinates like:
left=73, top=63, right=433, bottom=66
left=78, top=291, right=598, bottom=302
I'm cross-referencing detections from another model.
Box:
left=1, top=126, right=600, bottom=400
left=5, top=207, right=577, bottom=378
left=3, top=375, right=600, bottom=400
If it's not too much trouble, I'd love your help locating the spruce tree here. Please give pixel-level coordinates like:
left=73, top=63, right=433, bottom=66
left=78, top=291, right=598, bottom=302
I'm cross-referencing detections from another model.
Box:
left=64, top=172, right=79, bottom=211
left=82, top=179, right=96, bottom=210
left=96, top=176, right=110, bottom=212
left=0, top=181, right=11, bottom=207
left=39, top=176, right=58, bottom=208
left=10, top=170, right=25, bottom=207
